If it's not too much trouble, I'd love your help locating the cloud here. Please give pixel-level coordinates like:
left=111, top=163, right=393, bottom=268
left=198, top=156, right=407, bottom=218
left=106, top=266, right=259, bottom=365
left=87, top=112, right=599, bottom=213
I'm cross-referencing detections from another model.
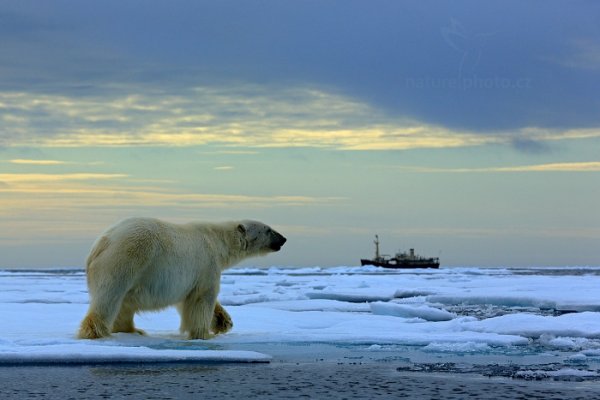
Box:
left=399, top=161, right=600, bottom=173
left=559, top=39, right=600, bottom=71
left=0, top=173, right=342, bottom=214
left=2, top=84, right=598, bottom=152
left=1, top=2, right=599, bottom=134
left=271, top=224, right=600, bottom=240
left=1, top=188, right=339, bottom=208
left=8, top=159, right=69, bottom=165
left=200, top=150, right=259, bottom=155
left=0, top=173, right=127, bottom=183
left=497, top=161, right=600, bottom=172
left=0, top=168, right=344, bottom=246
left=0, top=85, right=487, bottom=150
left=509, top=138, right=551, bottom=154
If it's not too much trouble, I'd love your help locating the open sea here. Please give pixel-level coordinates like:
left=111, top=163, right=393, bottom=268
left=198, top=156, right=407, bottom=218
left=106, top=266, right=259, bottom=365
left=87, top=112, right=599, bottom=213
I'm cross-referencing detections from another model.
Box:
left=3, top=362, right=600, bottom=399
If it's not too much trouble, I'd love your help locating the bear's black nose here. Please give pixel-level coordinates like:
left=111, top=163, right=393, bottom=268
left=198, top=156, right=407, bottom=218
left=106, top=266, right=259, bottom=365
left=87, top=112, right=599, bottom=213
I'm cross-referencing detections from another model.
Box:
left=270, top=232, right=286, bottom=251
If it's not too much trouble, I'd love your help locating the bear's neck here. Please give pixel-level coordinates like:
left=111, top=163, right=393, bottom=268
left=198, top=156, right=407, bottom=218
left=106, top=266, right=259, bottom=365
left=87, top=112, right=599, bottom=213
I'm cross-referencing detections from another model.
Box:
left=191, top=222, right=248, bottom=271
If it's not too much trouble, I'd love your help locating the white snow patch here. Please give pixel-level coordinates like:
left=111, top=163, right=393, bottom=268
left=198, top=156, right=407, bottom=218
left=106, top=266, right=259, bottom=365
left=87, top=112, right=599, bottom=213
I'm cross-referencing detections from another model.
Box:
left=245, top=299, right=371, bottom=313
left=427, top=295, right=557, bottom=309
left=370, top=302, right=456, bottom=321
left=306, top=292, right=393, bottom=303
left=463, top=312, right=600, bottom=339
left=0, top=342, right=270, bottom=365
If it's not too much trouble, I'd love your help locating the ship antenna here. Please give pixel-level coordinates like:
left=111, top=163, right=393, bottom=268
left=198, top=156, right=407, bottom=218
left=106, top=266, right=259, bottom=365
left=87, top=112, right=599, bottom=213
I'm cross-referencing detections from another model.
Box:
left=374, top=234, right=380, bottom=260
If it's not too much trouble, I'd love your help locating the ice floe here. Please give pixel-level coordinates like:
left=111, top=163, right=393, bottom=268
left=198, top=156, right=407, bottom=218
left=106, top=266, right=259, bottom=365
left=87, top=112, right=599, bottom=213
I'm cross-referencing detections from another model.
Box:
left=1, top=266, right=600, bottom=364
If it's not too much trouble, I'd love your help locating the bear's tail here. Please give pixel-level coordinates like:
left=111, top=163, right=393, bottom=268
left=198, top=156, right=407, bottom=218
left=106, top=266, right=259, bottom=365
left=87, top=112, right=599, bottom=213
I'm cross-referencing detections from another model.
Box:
left=77, top=312, right=111, bottom=339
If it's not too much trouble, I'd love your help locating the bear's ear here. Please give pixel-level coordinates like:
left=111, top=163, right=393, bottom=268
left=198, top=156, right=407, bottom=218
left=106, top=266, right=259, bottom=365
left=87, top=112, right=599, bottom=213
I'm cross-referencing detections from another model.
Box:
left=237, top=223, right=249, bottom=250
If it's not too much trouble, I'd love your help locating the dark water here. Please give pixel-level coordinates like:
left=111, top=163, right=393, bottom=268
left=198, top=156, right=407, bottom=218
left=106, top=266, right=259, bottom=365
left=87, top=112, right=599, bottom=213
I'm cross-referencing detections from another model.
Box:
left=2, top=362, right=600, bottom=400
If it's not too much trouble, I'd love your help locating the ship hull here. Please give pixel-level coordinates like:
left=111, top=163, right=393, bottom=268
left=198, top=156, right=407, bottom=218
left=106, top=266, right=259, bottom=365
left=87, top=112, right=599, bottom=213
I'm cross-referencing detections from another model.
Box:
left=360, top=259, right=440, bottom=269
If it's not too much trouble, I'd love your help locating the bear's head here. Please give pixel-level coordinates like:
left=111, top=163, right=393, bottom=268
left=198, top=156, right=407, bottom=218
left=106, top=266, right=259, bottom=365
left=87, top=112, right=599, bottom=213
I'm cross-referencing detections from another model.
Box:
left=238, top=221, right=287, bottom=255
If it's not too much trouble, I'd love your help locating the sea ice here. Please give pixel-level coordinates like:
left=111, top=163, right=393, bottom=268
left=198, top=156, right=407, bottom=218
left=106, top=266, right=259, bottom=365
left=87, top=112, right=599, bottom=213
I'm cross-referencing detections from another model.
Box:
left=1, top=266, right=599, bottom=365
left=370, top=302, right=456, bottom=321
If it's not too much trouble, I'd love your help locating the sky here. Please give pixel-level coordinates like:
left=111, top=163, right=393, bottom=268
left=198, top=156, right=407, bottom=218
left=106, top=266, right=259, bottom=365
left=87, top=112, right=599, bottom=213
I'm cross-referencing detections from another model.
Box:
left=1, top=0, right=599, bottom=268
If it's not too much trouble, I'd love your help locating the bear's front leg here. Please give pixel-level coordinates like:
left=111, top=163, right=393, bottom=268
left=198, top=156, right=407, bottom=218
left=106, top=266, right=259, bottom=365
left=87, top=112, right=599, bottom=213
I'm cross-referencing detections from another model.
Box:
left=211, top=301, right=233, bottom=335
left=179, top=289, right=217, bottom=340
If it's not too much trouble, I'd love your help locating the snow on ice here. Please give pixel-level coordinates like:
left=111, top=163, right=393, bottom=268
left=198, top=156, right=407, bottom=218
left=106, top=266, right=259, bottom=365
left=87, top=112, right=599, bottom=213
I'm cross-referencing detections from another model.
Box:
left=1, top=266, right=600, bottom=365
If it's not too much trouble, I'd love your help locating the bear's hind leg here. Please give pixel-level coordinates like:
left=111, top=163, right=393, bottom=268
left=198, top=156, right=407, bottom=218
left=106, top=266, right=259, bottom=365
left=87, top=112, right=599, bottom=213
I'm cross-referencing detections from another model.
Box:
left=78, top=295, right=126, bottom=339
left=112, top=302, right=146, bottom=335
left=79, top=293, right=128, bottom=339
left=211, top=301, right=233, bottom=335
left=78, top=270, right=135, bottom=339
left=78, top=311, right=111, bottom=339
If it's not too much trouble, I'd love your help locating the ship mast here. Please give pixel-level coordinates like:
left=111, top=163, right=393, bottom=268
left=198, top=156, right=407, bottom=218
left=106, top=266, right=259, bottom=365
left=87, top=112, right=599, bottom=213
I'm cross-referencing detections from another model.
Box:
left=374, top=234, right=380, bottom=260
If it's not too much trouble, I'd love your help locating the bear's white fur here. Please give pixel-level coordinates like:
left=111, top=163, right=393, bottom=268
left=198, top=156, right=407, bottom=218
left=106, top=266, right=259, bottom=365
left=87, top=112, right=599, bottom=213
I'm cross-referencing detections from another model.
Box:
left=78, top=217, right=286, bottom=340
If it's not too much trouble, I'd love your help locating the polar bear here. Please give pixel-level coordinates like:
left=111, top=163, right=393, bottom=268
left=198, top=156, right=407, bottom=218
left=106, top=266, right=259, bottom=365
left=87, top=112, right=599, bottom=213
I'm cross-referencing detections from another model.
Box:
left=77, top=217, right=286, bottom=340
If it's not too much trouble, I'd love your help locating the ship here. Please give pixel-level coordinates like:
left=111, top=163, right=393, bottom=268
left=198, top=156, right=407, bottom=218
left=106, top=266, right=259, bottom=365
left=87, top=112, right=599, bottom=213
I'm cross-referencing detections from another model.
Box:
left=360, top=235, right=440, bottom=269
